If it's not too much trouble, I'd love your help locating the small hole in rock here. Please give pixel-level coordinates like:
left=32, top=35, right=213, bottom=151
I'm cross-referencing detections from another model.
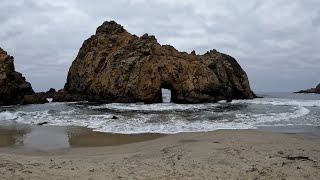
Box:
left=161, top=88, right=171, bottom=103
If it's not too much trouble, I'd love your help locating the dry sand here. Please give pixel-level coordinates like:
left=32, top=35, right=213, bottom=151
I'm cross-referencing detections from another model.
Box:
left=0, top=130, right=319, bottom=180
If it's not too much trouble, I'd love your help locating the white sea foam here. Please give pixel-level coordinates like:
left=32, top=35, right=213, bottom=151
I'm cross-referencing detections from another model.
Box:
left=1, top=97, right=317, bottom=134
left=90, top=119, right=254, bottom=134
left=91, top=102, right=219, bottom=112
left=0, top=111, right=18, bottom=121
left=235, top=106, right=310, bottom=124
left=234, top=98, right=320, bottom=107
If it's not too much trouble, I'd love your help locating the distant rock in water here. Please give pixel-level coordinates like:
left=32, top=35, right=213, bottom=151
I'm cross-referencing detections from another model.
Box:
left=59, top=21, right=256, bottom=104
left=295, top=84, right=320, bottom=94
left=0, top=48, right=35, bottom=105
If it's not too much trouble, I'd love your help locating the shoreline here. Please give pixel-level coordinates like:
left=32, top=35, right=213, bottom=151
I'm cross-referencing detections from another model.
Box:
left=0, top=123, right=319, bottom=151
left=0, top=129, right=319, bottom=179
left=1, top=123, right=319, bottom=151
left=0, top=124, right=165, bottom=151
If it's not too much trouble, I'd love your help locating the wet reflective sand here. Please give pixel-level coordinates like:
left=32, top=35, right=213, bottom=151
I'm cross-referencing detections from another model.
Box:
left=0, top=124, right=164, bottom=151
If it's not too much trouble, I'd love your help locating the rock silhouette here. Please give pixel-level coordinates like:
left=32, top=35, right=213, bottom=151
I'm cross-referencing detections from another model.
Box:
left=60, top=21, right=255, bottom=103
left=45, top=88, right=56, bottom=98
left=295, top=83, right=320, bottom=94
left=0, top=48, right=35, bottom=105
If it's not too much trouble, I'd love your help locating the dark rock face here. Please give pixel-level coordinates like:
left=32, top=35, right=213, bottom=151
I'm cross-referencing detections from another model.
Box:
left=295, top=84, right=320, bottom=94
left=22, top=92, right=48, bottom=105
left=0, top=48, right=34, bottom=106
left=62, top=21, right=255, bottom=104
left=45, top=88, right=56, bottom=98
left=53, top=89, right=86, bottom=102
left=22, top=88, right=59, bottom=105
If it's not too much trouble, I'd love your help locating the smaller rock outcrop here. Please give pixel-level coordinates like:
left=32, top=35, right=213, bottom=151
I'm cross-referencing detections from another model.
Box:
left=45, top=88, right=56, bottom=98
left=52, top=89, right=86, bottom=102
left=22, top=92, right=49, bottom=105
left=22, top=88, right=60, bottom=104
left=0, top=48, right=34, bottom=106
left=295, top=84, right=320, bottom=94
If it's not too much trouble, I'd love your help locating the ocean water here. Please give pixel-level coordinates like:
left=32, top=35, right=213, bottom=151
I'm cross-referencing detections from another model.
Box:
left=0, top=90, right=319, bottom=134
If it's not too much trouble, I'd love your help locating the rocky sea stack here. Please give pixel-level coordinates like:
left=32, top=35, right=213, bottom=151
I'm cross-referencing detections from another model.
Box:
left=0, top=48, right=50, bottom=105
left=0, top=48, right=35, bottom=105
left=60, top=21, right=255, bottom=103
left=295, top=83, right=320, bottom=94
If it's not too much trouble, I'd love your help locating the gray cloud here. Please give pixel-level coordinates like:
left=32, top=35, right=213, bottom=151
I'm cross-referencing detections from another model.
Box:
left=0, top=0, right=319, bottom=92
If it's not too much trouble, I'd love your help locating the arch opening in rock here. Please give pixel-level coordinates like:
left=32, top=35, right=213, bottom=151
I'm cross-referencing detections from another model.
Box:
left=159, top=83, right=176, bottom=103
left=161, top=88, right=171, bottom=103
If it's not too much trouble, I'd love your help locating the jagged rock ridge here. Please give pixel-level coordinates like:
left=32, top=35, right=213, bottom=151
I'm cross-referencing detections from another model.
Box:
left=61, top=21, right=256, bottom=103
left=0, top=48, right=35, bottom=105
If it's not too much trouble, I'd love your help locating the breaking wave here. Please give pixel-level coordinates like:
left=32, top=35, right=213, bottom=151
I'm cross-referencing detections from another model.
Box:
left=0, top=94, right=318, bottom=134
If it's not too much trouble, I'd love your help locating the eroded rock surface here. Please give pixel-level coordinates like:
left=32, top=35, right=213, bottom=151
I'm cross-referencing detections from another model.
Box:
left=62, top=21, right=255, bottom=103
left=0, top=48, right=34, bottom=105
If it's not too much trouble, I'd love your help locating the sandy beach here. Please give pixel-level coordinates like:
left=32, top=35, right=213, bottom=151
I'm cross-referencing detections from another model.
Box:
left=0, top=129, right=319, bottom=180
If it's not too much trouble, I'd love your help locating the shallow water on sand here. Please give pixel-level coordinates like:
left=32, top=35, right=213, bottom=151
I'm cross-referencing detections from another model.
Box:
left=0, top=124, right=164, bottom=150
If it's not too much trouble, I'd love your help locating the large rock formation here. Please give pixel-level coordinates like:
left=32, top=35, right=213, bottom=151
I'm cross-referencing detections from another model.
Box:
left=0, top=48, right=35, bottom=105
left=61, top=21, right=255, bottom=103
left=295, top=84, right=320, bottom=94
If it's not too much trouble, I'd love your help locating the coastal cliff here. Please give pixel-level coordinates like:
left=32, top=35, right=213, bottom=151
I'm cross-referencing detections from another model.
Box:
left=0, top=48, right=49, bottom=105
left=0, top=48, right=36, bottom=105
left=60, top=21, right=255, bottom=103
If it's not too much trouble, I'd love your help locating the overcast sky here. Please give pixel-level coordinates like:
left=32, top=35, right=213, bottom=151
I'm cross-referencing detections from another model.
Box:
left=1, top=0, right=319, bottom=92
